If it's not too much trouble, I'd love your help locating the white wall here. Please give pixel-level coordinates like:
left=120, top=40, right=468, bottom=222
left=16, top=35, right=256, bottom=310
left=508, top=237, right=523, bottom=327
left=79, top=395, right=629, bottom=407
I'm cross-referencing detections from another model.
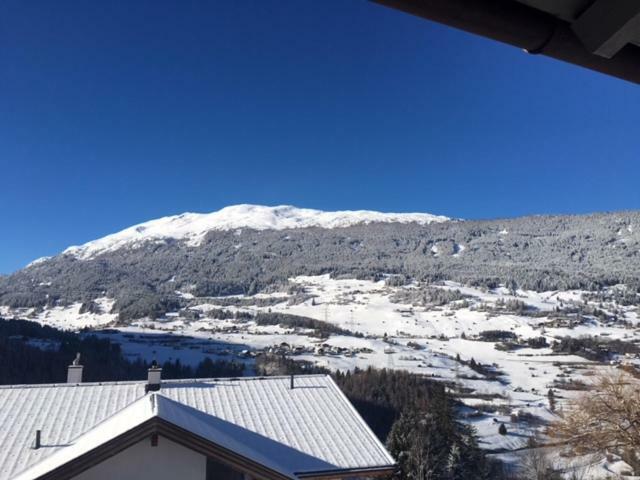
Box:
left=73, top=436, right=206, bottom=480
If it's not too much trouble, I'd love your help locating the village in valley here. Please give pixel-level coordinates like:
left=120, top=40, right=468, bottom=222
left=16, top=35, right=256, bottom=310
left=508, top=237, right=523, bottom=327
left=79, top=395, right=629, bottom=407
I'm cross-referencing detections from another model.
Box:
left=4, top=272, right=640, bottom=476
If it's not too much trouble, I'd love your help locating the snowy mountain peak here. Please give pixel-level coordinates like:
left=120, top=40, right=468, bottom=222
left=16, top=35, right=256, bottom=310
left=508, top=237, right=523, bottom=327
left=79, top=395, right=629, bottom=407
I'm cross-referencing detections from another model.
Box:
left=62, top=204, right=450, bottom=259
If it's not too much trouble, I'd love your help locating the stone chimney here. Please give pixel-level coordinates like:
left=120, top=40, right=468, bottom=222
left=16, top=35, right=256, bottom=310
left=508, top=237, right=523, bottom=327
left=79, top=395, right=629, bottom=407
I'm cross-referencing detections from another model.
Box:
left=146, top=360, right=162, bottom=392
left=67, top=353, right=83, bottom=384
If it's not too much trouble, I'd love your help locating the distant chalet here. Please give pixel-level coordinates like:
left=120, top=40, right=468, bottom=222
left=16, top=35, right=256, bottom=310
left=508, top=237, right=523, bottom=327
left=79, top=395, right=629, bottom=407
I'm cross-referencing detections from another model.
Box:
left=0, top=364, right=394, bottom=480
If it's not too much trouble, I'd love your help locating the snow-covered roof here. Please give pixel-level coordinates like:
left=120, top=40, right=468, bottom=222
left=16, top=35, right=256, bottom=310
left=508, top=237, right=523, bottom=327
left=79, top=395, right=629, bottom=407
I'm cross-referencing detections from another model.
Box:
left=0, top=375, right=394, bottom=480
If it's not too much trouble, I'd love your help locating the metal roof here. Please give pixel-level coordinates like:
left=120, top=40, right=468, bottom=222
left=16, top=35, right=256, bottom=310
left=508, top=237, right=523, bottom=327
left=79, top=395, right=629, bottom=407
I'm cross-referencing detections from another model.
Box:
left=0, top=376, right=395, bottom=480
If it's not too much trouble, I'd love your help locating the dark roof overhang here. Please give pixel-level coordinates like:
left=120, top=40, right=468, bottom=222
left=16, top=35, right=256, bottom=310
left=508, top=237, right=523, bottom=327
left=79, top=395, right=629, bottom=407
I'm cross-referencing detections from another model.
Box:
left=372, top=0, right=640, bottom=84
left=296, top=465, right=396, bottom=479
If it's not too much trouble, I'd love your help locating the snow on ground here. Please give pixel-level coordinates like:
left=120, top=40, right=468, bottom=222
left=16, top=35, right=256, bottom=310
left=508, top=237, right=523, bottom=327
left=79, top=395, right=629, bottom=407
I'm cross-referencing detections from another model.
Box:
left=440, top=281, right=586, bottom=312
left=25, top=256, right=52, bottom=268
left=4, top=274, right=640, bottom=477
left=9, top=297, right=117, bottom=329
left=495, top=449, right=640, bottom=480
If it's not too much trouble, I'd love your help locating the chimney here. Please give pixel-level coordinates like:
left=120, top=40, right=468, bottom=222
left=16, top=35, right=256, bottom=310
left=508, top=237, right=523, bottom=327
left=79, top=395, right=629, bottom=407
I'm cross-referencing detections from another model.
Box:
left=146, top=360, right=162, bottom=392
left=67, top=353, right=83, bottom=384
left=34, top=430, right=41, bottom=450
left=290, top=373, right=295, bottom=390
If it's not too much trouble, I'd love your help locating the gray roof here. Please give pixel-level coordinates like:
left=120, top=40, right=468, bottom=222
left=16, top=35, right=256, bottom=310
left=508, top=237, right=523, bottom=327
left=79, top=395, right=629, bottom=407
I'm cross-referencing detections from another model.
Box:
left=0, top=375, right=394, bottom=480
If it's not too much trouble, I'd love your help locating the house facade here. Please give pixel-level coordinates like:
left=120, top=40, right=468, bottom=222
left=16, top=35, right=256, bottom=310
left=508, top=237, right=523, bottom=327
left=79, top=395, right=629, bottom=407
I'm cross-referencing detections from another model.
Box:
left=0, top=366, right=395, bottom=480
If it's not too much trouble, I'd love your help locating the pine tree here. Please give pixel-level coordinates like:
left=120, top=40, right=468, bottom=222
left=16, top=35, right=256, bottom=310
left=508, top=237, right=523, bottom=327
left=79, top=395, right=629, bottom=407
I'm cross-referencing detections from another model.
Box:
left=387, top=409, right=492, bottom=480
left=547, top=388, right=556, bottom=412
left=387, top=411, right=449, bottom=479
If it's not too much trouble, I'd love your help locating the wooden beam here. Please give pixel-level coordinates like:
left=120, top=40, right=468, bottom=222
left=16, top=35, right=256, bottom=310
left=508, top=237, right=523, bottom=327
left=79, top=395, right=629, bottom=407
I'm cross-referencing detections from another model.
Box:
left=572, top=0, right=640, bottom=58
left=296, top=465, right=396, bottom=479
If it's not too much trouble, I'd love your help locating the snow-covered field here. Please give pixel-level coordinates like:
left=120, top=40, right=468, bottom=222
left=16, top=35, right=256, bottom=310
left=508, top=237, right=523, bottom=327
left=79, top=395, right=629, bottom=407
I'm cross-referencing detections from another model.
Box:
left=4, top=274, right=640, bottom=478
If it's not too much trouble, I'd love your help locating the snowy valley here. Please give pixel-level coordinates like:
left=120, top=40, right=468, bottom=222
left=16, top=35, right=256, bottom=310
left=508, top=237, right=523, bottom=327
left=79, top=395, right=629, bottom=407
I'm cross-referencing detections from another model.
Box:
left=3, top=273, right=640, bottom=477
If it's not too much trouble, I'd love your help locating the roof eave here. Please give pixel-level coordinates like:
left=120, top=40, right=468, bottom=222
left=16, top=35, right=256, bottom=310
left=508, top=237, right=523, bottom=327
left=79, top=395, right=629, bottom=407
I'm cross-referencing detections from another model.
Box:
left=371, top=0, right=640, bottom=84
left=19, top=415, right=392, bottom=480
left=296, top=465, right=397, bottom=479
left=21, top=418, right=296, bottom=480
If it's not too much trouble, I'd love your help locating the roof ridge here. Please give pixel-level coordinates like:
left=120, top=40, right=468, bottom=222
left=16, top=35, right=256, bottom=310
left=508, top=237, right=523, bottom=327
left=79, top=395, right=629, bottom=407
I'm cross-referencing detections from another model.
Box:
left=0, top=380, right=144, bottom=389
left=0, top=374, right=329, bottom=390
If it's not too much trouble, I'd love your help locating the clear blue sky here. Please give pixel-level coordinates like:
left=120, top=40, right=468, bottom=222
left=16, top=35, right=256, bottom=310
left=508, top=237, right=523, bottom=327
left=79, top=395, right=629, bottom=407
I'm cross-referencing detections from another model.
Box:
left=1, top=0, right=639, bottom=273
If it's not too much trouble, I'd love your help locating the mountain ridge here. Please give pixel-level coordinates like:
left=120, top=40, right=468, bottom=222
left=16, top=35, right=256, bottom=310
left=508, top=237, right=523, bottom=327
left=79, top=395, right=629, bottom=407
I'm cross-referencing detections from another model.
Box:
left=1, top=208, right=639, bottom=322
left=62, top=204, right=451, bottom=259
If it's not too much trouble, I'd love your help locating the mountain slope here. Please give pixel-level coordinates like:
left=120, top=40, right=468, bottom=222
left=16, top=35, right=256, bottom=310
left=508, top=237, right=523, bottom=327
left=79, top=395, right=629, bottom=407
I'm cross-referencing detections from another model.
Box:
left=1, top=207, right=639, bottom=321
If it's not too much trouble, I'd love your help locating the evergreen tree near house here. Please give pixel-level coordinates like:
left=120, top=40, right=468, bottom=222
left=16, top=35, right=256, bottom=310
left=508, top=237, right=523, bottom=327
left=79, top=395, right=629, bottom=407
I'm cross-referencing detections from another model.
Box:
left=386, top=409, right=493, bottom=480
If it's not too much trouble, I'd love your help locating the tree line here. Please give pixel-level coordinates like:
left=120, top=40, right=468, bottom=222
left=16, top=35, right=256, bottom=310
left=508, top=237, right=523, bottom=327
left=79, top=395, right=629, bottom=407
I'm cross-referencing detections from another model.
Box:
left=0, top=317, right=243, bottom=385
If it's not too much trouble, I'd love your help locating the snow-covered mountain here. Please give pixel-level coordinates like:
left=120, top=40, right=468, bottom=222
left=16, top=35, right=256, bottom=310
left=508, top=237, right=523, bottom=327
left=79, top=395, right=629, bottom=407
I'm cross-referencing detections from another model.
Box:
left=63, top=204, right=451, bottom=259
left=3, top=208, right=640, bottom=323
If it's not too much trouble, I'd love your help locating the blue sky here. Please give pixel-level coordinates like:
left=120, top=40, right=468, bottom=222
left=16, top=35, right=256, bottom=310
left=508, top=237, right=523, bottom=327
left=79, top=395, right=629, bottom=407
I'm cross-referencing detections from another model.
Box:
left=1, top=0, right=639, bottom=273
